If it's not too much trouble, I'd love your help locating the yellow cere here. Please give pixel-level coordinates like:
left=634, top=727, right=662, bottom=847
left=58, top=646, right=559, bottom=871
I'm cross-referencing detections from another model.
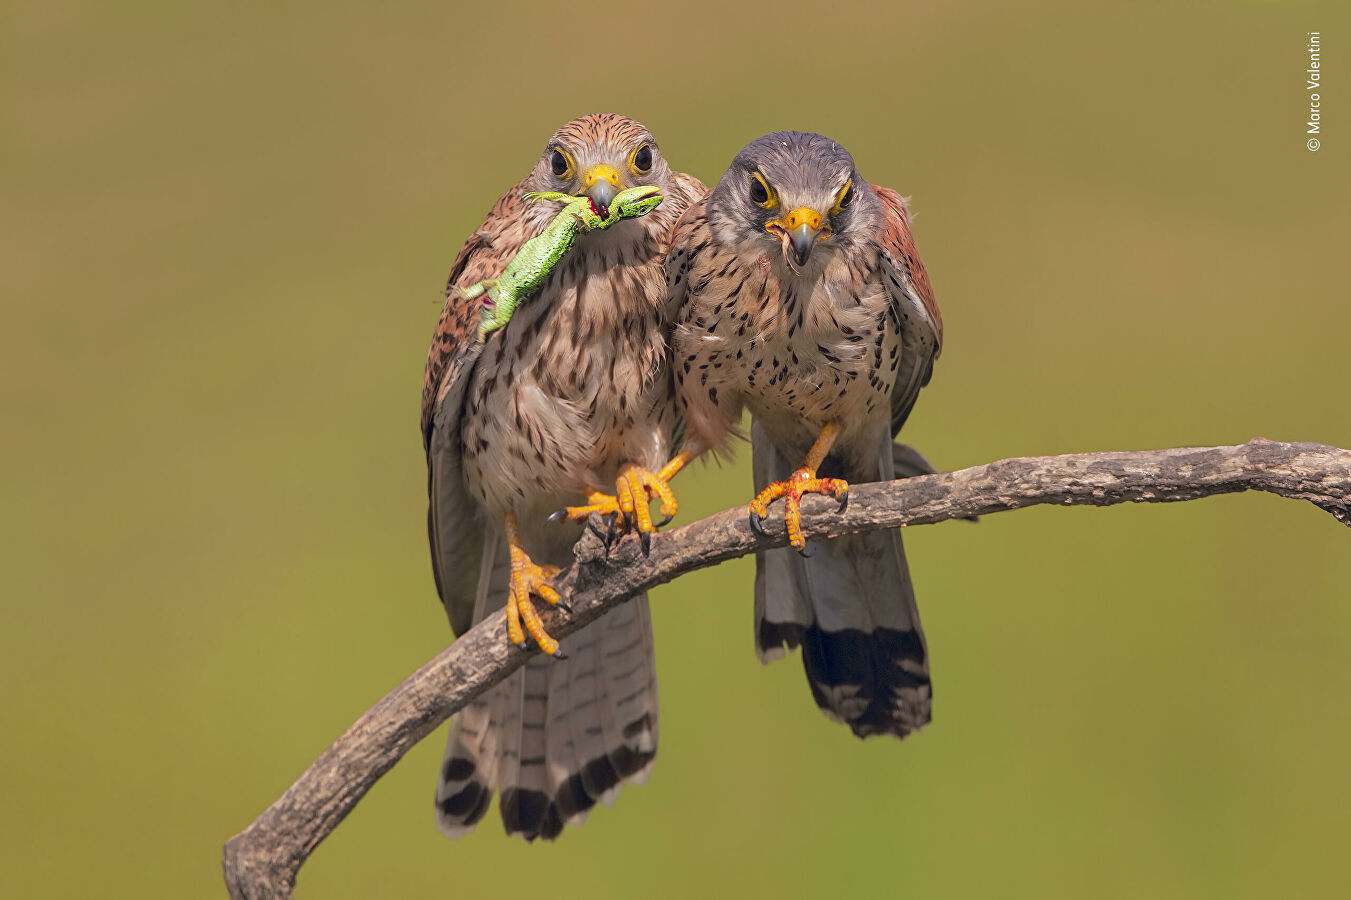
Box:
left=584, top=163, right=622, bottom=189
left=783, top=207, right=824, bottom=232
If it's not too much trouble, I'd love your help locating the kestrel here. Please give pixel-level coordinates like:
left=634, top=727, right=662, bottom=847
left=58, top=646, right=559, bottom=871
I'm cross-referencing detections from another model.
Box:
left=422, top=114, right=705, bottom=839
left=667, top=132, right=942, bottom=738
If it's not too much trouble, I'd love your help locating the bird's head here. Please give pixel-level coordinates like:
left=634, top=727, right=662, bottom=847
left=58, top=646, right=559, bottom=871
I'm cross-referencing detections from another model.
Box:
left=709, top=131, right=876, bottom=275
left=527, top=113, right=672, bottom=220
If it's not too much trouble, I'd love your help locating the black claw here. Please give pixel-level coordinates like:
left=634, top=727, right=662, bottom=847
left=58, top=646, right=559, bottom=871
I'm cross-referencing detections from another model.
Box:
left=552, top=648, right=568, bottom=660
left=749, top=511, right=768, bottom=537
left=600, top=514, right=618, bottom=554
left=655, top=512, right=674, bottom=529
left=796, top=543, right=813, bottom=558
left=640, top=530, right=651, bottom=557
left=555, top=600, right=572, bottom=615
left=837, top=489, right=850, bottom=512
left=547, top=508, right=567, bottom=524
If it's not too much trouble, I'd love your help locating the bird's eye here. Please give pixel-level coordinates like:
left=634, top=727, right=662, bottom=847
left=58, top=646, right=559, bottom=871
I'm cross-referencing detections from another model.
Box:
left=630, top=143, right=653, bottom=175
left=550, top=148, right=573, bottom=179
left=749, top=172, right=776, bottom=209
left=831, top=178, right=854, bottom=215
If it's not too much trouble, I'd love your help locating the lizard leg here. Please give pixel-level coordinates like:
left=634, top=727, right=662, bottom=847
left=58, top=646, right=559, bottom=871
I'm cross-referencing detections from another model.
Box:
left=521, top=190, right=576, bottom=204
left=748, top=422, right=850, bottom=554
left=454, top=280, right=492, bottom=301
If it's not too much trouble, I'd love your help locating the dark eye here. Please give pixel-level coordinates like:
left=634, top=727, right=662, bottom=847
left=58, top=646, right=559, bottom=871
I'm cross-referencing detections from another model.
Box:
left=550, top=149, right=571, bottom=178
left=631, top=143, right=653, bottom=174
left=832, top=178, right=854, bottom=215
left=749, top=173, right=772, bottom=207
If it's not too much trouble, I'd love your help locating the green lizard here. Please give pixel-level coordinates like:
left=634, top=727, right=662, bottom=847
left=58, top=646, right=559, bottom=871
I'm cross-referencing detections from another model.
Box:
left=463, top=185, right=664, bottom=338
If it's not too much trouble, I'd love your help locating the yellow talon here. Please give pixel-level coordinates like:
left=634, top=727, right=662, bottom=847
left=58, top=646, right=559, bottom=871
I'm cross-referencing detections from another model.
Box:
left=505, top=513, right=564, bottom=655
left=748, top=423, right=850, bottom=552
left=548, top=449, right=696, bottom=552
left=550, top=489, right=620, bottom=523
left=616, top=471, right=638, bottom=522
left=749, top=470, right=850, bottom=551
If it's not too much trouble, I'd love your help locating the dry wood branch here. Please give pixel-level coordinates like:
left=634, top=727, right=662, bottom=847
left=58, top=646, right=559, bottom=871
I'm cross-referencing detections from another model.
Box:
left=223, top=438, right=1350, bottom=898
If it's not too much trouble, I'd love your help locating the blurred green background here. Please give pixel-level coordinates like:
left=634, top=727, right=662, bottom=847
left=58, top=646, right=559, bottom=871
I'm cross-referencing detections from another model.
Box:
left=4, top=0, right=1349, bottom=897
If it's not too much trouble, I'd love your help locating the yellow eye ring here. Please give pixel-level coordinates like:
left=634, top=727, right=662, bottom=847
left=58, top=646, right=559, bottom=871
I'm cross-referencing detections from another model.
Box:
left=830, top=178, right=854, bottom=216
left=629, top=143, right=653, bottom=175
left=549, top=147, right=574, bottom=180
left=749, top=172, right=777, bottom=209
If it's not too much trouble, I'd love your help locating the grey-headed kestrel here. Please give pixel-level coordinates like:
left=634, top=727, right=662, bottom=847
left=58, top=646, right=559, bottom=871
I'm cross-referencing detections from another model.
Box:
left=666, top=132, right=943, bottom=739
left=422, top=114, right=705, bottom=839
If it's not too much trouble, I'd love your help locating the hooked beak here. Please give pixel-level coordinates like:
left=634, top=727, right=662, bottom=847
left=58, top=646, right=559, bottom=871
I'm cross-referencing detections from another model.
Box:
left=766, top=207, right=827, bottom=272
left=582, top=164, right=623, bottom=215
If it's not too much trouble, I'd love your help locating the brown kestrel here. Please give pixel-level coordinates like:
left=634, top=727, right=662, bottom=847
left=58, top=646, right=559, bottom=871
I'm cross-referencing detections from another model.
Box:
left=422, top=114, right=705, bottom=839
left=666, top=131, right=943, bottom=739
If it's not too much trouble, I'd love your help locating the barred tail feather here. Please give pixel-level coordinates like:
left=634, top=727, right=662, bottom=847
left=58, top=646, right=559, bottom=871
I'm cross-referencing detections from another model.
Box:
left=435, top=532, right=511, bottom=837
left=434, top=688, right=498, bottom=837
left=751, top=419, right=932, bottom=739
left=435, top=530, right=659, bottom=841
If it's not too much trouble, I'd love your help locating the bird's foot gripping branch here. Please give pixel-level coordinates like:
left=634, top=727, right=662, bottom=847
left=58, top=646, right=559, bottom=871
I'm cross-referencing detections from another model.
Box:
left=225, top=438, right=1351, bottom=899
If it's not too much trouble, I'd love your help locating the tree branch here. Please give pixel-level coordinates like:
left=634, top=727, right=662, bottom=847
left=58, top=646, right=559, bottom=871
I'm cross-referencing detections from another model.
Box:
left=223, top=438, right=1350, bottom=898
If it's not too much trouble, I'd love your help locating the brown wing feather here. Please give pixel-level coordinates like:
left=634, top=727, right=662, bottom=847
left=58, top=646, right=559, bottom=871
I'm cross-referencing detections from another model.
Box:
left=422, top=182, right=539, bottom=631
left=421, top=184, right=534, bottom=447
left=871, top=184, right=943, bottom=435
left=873, top=185, right=942, bottom=347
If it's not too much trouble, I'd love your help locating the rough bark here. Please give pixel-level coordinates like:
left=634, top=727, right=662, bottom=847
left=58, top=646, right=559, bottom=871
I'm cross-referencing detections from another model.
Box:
left=223, top=438, right=1350, bottom=898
